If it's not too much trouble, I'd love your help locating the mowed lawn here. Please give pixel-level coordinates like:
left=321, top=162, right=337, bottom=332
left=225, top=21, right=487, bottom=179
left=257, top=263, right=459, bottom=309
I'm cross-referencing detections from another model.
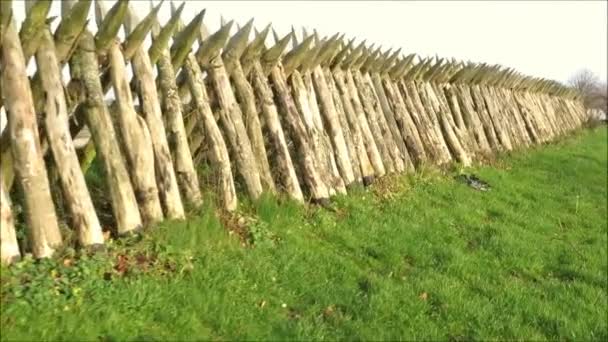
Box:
left=1, top=127, right=606, bottom=341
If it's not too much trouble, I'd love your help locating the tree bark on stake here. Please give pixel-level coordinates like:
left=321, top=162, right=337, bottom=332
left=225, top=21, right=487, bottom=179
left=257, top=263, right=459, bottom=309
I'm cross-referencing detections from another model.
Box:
left=36, top=27, right=104, bottom=247
left=250, top=61, right=304, bottom=201
left=382, top=77, right=427, bottom=166
left=311, top=65, right=357, bottom=186
left=478, top=84, right=513, bottom=151
left=223, top=21, right=276, bottom=193
left=402, top=80, right=452, bottom=164
left=467, top=84, right=501, bottom=151
left=229, top=61, right=276, bottom=193
left=73, top=1, right=165, bottom=174
left=1, top=179, right=20, bottom=265
left=302, top=71, right=345, bottom=195
left=433, top=82, right=476, bottom=155
left=324, top=67, right=365, bottom=183
left=71, top=31, right=143, bottom=235
left=344, top=69, right=386, bottom=177
left=125, top=9, right=184, bottom=219
left=411, top=81, right=454, bottom=164
left=352, top=70, right=396, bottom=172
left=270, top=64, right=331, bottom=204
left=332, top=68, right=376, bottom=184
left=362, top=71, right=408, bottom=172
left=443, top=83, right=483, bottom=155
left=509, top=89, right=540, bottom=144
left=291, top=70, right=345, bottom=194
left=150, top=17, right=202, bottom=207
left=423, top=82, right=471, bottom=166
left=108, top=40, right=164, bottom=224
left=184, top=54, right=238, bottom=211
left=1, top=0, right=93, bottom=192
left=195, top=22, right=263, bottom=201
left=454, top=83, right=493, bottom=155
left=396, top=80, right=439, bottom=162
left=370, top=73, right=410, bottom=165
left=2, top=19, right=61, bottom=258
left=429, top=82, right=475, bottom=162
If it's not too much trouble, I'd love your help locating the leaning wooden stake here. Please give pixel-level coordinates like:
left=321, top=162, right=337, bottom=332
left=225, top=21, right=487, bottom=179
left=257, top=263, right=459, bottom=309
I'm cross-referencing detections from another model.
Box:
left=270, top=64, right=331, bottom=204
left=0, top=179, right=20, bottom=265
left=2, top=18, right=61, bottom=258
left=250, top=60, right=304, bottom=202
left=223, top=21, right=276, bottom=193
left=199, top=22, right=264, bottom=201
left=108, top=39, right=164, bottom=224
left=125, top=8, right=185, bottom=219
left=36, top=27, right=104, bottom=248
left=184, top=54, right=238, bottom=211
left=71, top=31, right=143, bottom=235
left=332, top=67, right=376, bottom=184
left=150, top=16, right=202, bottom=207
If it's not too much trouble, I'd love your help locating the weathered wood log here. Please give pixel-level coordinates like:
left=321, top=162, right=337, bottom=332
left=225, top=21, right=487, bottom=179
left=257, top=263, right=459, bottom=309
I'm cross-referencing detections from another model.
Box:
left=250, top=61, right=304, bottom=202
left=230, top=61, right=276, bottom=193
left=0, top=178, right=20, bottom=265
left=419, top=82, right=471, bottom=166
left=429, top=82, right=475, bottom=163
left=36, top=27, right=104, bottom=247
left=223, top=22, right=276, bottom=193
left=270, top=64, right=331, bottom=204
left=205, top=53, right=265, bottom=200
left=453, top=83, right=493, bottom=155
left=400, top=80, right=452, bottom=165
left=184, top=54, right=238, bottom=211
left=150, top=17, right=202, bottom=207
left=1, top=0, right=93, bottom=191
left=381, top=76, right=427, bottom=166
left=126, top=8, right=185, bottom=219
left=467, top=84, right=502, bottom=151
left=361, top=71, right=408, bottom=172
left=343, top=69, right=386, bottom=177
left=301, top=70, right=345, bottom=195
left=312, top=65, right=358, bottom=185
left=442, top=83, right=480, bottom=154
left=370, top=73, right=410, bottom=165
left=71, top=31, right=143, bottom=235
left=291, top=70, right=345, bottom=194
left=324, top=67, right=365, bottom=183
left=108, top=40, right=164, bottom=224
left=2, top=19, right=61, bottom=258
left=19, top=0, right=52, bottom=62
left=352, top=70, right=396, bottom=172
left=477, top=84, right=513, bottom=151
left=331, top=68, right=376, bottom=185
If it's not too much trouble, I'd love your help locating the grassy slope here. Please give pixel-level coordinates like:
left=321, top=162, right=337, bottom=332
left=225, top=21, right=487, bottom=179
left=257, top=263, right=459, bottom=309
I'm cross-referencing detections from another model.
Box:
left=1, top=127, right=607, bottom=341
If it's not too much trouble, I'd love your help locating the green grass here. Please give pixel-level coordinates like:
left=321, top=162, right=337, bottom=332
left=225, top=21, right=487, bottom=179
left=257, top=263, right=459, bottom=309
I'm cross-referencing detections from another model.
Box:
left=2, top=127, right=607, bottom=341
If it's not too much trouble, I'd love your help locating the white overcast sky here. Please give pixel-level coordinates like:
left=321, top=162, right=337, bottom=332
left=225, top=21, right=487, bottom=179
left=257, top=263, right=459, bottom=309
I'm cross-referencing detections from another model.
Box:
left=8, top=0, right=608, bottom=83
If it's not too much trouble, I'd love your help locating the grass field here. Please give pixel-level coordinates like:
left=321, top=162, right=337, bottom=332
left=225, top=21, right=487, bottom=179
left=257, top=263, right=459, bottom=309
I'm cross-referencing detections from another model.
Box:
left=1, top=127, right=606, bottom=341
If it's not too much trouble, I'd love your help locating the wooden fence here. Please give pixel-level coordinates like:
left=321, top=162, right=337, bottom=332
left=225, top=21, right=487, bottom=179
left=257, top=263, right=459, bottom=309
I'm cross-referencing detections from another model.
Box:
left=0, top=0, right=588, bottom=265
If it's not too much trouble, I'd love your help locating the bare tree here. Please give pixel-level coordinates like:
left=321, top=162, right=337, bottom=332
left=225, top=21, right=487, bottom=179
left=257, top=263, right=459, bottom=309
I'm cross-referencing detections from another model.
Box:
left=568, top=69, right=607, bottom=113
